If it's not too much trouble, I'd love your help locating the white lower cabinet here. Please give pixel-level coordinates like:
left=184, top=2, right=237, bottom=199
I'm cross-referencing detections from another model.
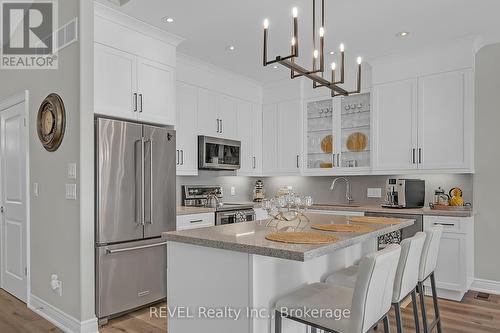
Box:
left=423, top=215, right=474, bottom=301
left=176, top=213, right=215, bottom=231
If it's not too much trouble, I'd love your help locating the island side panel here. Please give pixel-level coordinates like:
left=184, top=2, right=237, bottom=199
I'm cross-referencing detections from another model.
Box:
left=167, top=241, right=252, bottom=333
left=251, top=247, right=361, bottom=333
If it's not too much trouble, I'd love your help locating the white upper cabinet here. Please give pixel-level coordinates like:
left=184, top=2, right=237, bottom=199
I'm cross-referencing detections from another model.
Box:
left=197, top=88, right=219, bottom=137
left=262, top=100, right=301, bottom=175
left=262, top=104, right=278, bottom=174
left=373, top=79, right=418, bottom=171
left=218, top=95, right=238, bottom=139
left=176, top=82, right=198, bottom=175
left=373, top=69, right=473, bottom=173
left=418, top=70, right=473, bottom=170
left=94, top=4, right=181, bottom=125
left=94, top=43, right=137, bottom=120
left=237, top=101, right=263, bottom=176
left=137, top=58, right=176, bottom=125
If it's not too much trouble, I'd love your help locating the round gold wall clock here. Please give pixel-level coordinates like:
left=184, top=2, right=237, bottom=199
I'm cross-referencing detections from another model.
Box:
left=37, top=93, right=66, bottom=152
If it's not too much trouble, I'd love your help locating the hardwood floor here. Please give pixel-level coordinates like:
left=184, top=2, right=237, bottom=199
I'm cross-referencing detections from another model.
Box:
left=0, top=289, right=61, bottom=333
left=1, top=289, right=499, bottom=332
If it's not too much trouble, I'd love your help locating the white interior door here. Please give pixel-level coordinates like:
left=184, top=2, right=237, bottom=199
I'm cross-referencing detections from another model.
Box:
left=0, top=98, right=27, bottom=302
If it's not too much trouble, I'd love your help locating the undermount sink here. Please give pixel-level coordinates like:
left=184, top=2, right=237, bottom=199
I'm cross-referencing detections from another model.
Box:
left=312, top=203, right=362, bottom=208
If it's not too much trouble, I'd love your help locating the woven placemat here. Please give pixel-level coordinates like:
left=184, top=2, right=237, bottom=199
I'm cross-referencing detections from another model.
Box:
left=265, top=232, right=339, bottom=244
left=311, top=224, right=375, bottom=233
left=348, top=216, right=401, bottom=225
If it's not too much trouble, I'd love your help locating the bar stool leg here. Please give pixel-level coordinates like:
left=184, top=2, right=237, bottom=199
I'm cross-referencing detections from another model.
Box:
left=418, top=282, right=429, bottom=333
left=430, top=273, right=442, bottom=333
left=383, top=314, right=391, bottom=333
left=310, top=327, right=317, bottom=333
left=411, top=289, right=421, bottom=333
left=393, top=302, right=404, bottom=333
left=275, top=310, right=282, bottom=333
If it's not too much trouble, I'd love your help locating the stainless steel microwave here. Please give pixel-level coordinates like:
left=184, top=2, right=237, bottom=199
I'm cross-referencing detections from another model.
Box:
left=198, top=136, right=241, bottom=170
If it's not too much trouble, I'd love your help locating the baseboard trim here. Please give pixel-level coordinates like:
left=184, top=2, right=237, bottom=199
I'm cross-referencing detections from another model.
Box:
left=28, top=294, right=99, bottom=333
left=471, top=278, right=500, bottom=295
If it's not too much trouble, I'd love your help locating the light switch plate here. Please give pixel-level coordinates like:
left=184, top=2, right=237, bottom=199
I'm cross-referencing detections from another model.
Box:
left=65, top=184, right=77, bottom=200
left=367, top=188, right=382, bottom=198
left=230, top=186, right=236, bottom=196
left=33, top=183, right=39, bottom=197
left=67, top=163, right=77, bottom=180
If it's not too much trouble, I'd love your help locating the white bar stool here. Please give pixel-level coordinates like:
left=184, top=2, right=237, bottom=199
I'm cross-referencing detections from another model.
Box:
left=274, top=244, right=401, bottom=333
left=417, top=226, right=444, bottom=333
left=325, top=232, right=427, bottom=333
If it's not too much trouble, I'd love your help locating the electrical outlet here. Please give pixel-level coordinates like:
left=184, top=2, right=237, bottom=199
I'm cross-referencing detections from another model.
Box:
left=367, top=188, right=382, bottom=198
left=33, top=183, right=39, bottom=198
left=50, top=274, right=62, bottom=296
left=67, top=163, right=77, bottom=180
left=65, top=184, right=77, bottom=200
left=230, top=186, right=236, bottom=196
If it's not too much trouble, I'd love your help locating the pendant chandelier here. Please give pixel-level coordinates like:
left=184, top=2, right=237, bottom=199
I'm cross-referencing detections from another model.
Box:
left=262, top=0, right=362, bottom=97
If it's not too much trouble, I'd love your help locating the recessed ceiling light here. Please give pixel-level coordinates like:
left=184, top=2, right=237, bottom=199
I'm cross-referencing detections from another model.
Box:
left=396, top=31, right=409, bottom=38
left=162, top=17, right=174, bottom=23
left=226, top=45, right=236, bottom=51
left=273, top=65, right=278, bottom=69
left=329, top=51, right=335, bottom=55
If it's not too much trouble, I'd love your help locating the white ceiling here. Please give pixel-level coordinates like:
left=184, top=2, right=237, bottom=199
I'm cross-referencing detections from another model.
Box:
left=97, top=0, right=500, bottom=83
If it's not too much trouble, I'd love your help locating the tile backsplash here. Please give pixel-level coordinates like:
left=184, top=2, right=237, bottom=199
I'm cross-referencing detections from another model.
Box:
left=177, top=172, right=473, bottom=207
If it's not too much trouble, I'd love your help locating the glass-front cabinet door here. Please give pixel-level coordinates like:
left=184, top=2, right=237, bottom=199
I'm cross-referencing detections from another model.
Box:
left=304, top=98, right=337, bottom=173
left=339, top=93, right=371, bottom=169
left=303, top=93, right=371, bottom=174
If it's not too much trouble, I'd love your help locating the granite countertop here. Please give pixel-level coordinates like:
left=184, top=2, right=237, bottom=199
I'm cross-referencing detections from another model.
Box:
left=176, top=206, right=215, bottom=216
left=305, top=203, right=473, bottom=217
left=163, top=213, right=414, bottom=261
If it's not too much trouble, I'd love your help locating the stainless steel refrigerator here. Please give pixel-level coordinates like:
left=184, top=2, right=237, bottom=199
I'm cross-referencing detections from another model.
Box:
left=95, top=117, right=176, bottom=324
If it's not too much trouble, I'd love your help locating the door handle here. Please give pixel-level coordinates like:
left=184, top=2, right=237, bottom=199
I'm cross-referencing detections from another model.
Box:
left=106, top=241, right=167, bottom=254
left=141, top=137, right=145, bottom=225
left=133, top=93, right=138, bottom=112
left=145, top=139, right=154, bottom=225
left=139, top=94, right=143, bottom=113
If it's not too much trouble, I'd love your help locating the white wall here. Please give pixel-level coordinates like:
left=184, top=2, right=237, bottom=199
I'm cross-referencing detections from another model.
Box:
left=474, top=42, right=500, bottom=282
left=0, top=0, right=82, bottom=320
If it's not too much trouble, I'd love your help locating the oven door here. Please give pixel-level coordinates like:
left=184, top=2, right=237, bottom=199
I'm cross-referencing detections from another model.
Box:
left=216, top=210, right=255, bottom=226
left=198, top=136, right=241, bottom=170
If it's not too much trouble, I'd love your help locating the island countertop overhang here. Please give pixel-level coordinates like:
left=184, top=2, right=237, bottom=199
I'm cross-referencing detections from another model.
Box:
left=163, top=214, right=414, bottom=262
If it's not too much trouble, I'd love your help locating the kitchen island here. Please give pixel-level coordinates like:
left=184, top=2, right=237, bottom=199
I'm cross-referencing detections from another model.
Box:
left=163, top=213, right=413, bottom=333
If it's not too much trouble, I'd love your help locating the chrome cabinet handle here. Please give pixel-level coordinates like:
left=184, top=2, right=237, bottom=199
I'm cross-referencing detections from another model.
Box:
left=181, top=150, right=184, bottom=165
left=418, top=148, right=422, bottom=164
left=337, top=154, right=340, bottom=168
left=296, top=155, right=300, bottom=168
left=220, top=119, right=223, bottom=133
left=412, top=148, right=416, bottom=164
left=253, top=156, right=256, bottom=169
left=190, top=219, right=204, bottom=224
left=133, top=93, right=138, bottom=112
left=434, top=222, right=455, bottom=227
left=332, top=154, right=336, bottom=167
left=139, top=94, right=143, bottom=112
left=176, top=150, right=179, bottom=165
left=216, top=119, right=220, bottom=133
left=106, top=242, right=167, bottom=254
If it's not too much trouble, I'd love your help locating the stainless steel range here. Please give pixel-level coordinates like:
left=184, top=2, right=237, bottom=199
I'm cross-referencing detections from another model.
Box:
left=182, top=185, right=255, bottom=225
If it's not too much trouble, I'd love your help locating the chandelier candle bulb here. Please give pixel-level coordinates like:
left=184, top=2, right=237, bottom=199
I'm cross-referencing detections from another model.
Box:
left=293, top=10, right=299, bottom=56
left=263, top=19, right=268, bottom=66
left=319, top=27, right=325, bottom=71
left=331, top=62, right=336, bottom=82
left=340, top=46, right=345, bottom=83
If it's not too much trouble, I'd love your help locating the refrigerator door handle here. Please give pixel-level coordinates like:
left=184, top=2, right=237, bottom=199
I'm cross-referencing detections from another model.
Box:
left=106, top=242, right=167, bottom=254
left=145, top=139, right=154, bottom=225
left=141, top=137, right=146, bottom=225
left=134, top=139, right=143, bottom=224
